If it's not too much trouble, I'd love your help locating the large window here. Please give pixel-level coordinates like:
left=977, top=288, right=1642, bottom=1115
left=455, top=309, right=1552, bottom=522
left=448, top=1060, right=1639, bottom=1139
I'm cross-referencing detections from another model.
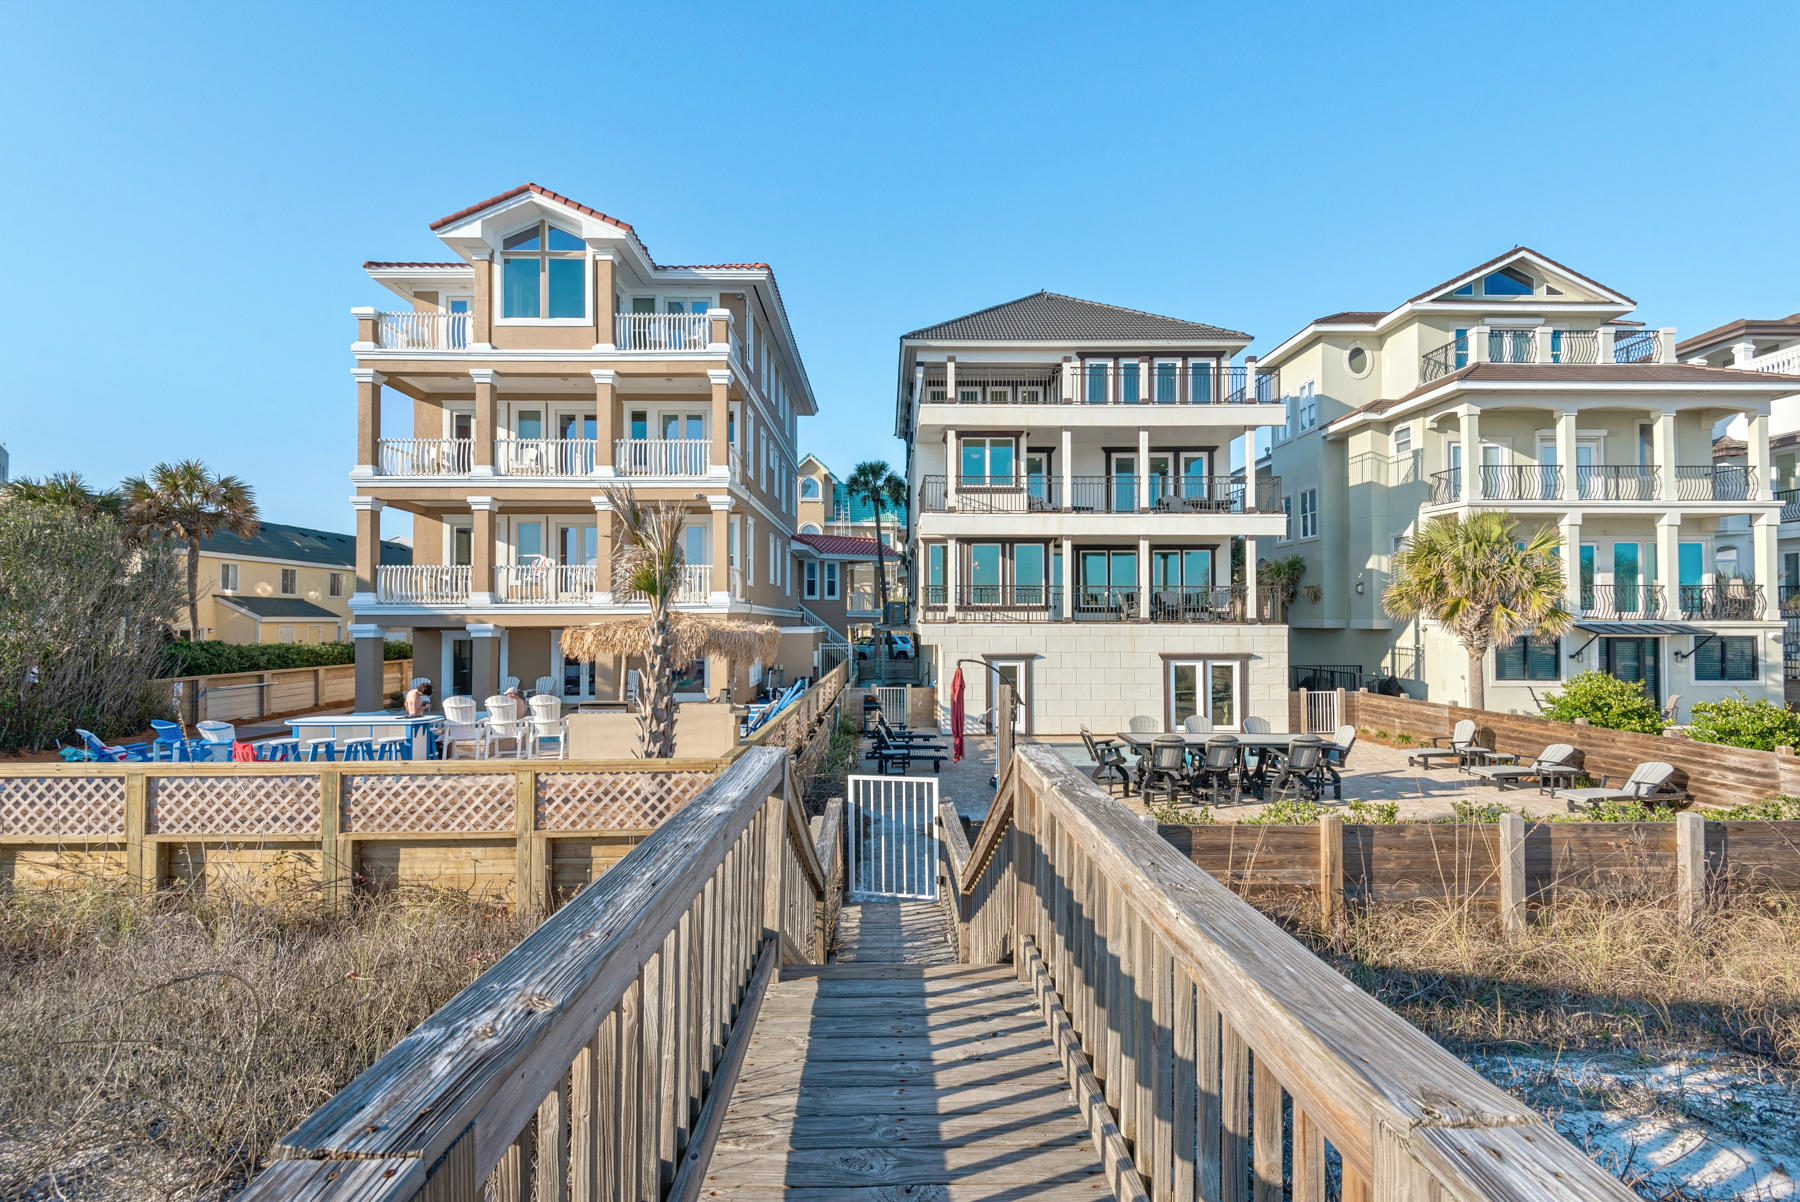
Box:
left=1694, top=636, right=1757, bottom=681
left=824, top=562, right=840, bottom=600
left=1154, top=361, right=1180, bottom=403
left=1496, top=636, right=1559, bottom=681
left=800, top=477, right=820, bottom=500
left=1118, top=362, right=1141, bottom=404
left=968, top=543, right=1003, bottom=602
left=959, top=437, right=1015, bottom=486
left=803, top=561, right=819, bottom=600
left=926, top=543, right=946, bottom=604
left=501, top=221, right=587, bottom=319
left=1298, top=489, right=1318, bottom=539
left=1167, top=659, right=1240, bottom=730
left=1014, top=543, right=1047, bottom=604
left=1085, top=361, right=1110, bottom=404
left=218, top=562, right=239, bottom=592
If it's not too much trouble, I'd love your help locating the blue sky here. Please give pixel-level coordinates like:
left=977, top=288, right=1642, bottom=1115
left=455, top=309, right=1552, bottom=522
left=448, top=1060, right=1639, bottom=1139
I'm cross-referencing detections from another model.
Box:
left=3, top=2, right=1797, bottom=531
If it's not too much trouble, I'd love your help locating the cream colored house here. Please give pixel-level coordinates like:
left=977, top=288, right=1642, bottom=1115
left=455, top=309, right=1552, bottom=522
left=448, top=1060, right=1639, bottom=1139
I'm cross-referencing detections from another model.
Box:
left=1261, top=248, right=1800, bottom=722
left=177, top=521, right=410, bottom=644
left=897, top=291, right=1288, bottom=735
left=797, top=453, right=904, bottom=546
left=347, top=184, right=820, bottom=710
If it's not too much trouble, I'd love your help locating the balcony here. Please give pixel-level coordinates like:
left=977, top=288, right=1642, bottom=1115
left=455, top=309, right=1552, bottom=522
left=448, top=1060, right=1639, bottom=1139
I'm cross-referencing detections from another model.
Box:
left=1680, top=583, right=1767, bottom=621
left=1580, top=583, right=1666, bottom=620
left=1425, top=464, right=1756, bottom=506
left=1419, top=328, right=1671, bottom=383
left=614, top=438, right=712, bottom=477
left=494, top=562, right=598, bottom=604
left=919, top=363, right=1280, bottom=407
left=378, top=438, right=474, bottom=476
left=918, top=583, right=1277, bottom=624
left=374, top=311, right=470, bottom=351
left=614, top=313, right=715, bottom=352
left=919, top=474, right=1279, bottom=515
left=1778, top=488, right=1800, bottom=523
left=617, top=564, right=714, bottom=606
left=496, top=439, right=598, bottom=476
left=377, top=565, right=471, bottom=605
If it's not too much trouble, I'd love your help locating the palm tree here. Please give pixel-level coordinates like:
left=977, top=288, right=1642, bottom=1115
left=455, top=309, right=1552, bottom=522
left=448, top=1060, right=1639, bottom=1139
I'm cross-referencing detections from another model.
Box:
left=120, top=460, right=260, bottom=641
left=2, top=472, right=122, bottom=518
left=1384, top=512, right=1572, bottom=710
left=1256, top=553, right=1320, bottom=620
left=846, top=461, right=904, bottom=674
left=561, top=486, right=779, bottom=757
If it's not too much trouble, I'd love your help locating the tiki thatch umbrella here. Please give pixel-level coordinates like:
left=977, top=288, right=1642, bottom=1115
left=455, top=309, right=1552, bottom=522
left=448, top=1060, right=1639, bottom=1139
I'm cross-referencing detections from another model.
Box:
left=560, top=614, right=781, bottom=678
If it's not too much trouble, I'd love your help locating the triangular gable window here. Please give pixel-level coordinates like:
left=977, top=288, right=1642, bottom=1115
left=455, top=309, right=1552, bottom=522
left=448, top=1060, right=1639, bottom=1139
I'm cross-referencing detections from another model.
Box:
left=1482, top=266, right=1535, bottom=296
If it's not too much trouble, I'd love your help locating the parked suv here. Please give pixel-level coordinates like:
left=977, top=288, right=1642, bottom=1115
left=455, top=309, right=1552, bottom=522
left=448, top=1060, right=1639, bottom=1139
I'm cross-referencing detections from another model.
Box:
left=854, top=632, right=914, bottom=660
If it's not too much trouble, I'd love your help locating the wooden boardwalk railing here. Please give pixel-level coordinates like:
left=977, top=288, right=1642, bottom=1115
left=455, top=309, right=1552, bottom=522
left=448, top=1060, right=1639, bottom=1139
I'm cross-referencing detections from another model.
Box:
left=942, top=745, right=1637, bottom=1202
left=239, top=747, right=841, bottom=1202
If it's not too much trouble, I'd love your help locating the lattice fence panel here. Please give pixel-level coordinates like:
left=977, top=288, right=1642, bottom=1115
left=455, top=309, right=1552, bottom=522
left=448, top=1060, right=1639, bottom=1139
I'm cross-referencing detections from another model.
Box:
left=149, top=775, right=321, bottom=835
left=0, top=776, right=126, bottom=836
left=344, top=773, right=516, bottom=833
left=536, top=771, right=713, bottom=831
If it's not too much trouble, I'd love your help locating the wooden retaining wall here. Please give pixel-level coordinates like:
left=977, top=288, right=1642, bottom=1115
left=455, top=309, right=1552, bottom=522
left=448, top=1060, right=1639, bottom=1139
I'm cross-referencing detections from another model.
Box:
left=160, top=659, right=413, bottom=724
left=1158, top=815, right=1800, bottom=917
left=1341, top=689, right=1800, bottom=811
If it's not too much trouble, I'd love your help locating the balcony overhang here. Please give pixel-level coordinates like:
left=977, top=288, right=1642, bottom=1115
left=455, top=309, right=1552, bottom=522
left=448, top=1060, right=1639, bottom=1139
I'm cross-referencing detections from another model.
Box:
left=916, top=511, right=1288, bottom=539
left=915, top=401, right=1285, bottom=434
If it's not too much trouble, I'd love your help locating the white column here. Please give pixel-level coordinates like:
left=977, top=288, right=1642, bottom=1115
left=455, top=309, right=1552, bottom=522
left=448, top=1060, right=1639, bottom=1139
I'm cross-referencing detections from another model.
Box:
left=913, top=364, right=925, bottom=408
left=1561, top=516, right=1584, bottom=615
left=1732, top=340, right=1758, bottom=367
left=1137, top=426, right=1150, bottom=511
left=1061, top=356, right=1076, bottom=404
left=1757, top=513, right=1781, bottom=620
left=1556, top=409, right=1578, bottom=501
left=1468, top=325, right=1490, bottom=364
left=1137, top=536, right=1151, bottom=621
left=1655, top=410, right=1676, bottom=502
left=1597, top=327, right=1617, bottom=364
left=1241, top=428, right=1258, bottom=509
left=1750, top=411, right=1771, bottom=499
left=944, top=356, right=956, bottom=400
left=1244, top=536, right=1260, bottom=620
left=1535, top=324, right=1554, bottom=364
left=1459, top=408, right=1480, bottom=502
left=944, top=426, right=957, bottom=509
left=1656, top=515, right=1680, bottom=620
left=945, top=537, right=959, bottom=616
left=1658, top=327, right=1679, bottom=364
left=1060, top=426, right=1073, bottom=510
left=1060, top=536, right=1073, bottom=620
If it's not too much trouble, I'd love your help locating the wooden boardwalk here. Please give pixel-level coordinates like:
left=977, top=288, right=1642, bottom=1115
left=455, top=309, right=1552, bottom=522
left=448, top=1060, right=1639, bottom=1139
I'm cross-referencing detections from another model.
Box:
left=697, top=900, right=1117, bottom=1199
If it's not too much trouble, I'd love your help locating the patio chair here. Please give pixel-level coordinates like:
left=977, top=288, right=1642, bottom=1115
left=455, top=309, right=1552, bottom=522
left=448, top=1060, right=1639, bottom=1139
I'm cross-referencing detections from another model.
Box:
left=1265, top=735, right=1327, bottom=803
left=149, top=719, right=196, bottom=762
left=1319, top=724, right=1358, bottom=799
left=1080, top=726, right=1132, bottom=794
left=1141, top=735, right=1193, bottom=812
left=441, top=695, right=484, bottom=759
left=1407, top=719, right=1475, bottom=769
left=1192, top=734, right=1242, bottom=808
left=1128, top=715, right=1161, bottom=734
left=533, top=675, right=557, bottom=698
left=1242, top=716, right=1273, bottom=734
left=1558, top=761, right=1687, bottom=811
left=483, top=700, right=529, bottom=759
left=528, top=713, right=569, bottom=760
left=866, top=727, right=943, bottom=774
left=1182, top=714, right=1213, bottom=735
left=75, top=728, right=148, bottom=762
left=1466, top=743, right=1582, bottom=793
left=876, top=712, right=943, bottom=746
left=196, top=721, right=236, bottom=763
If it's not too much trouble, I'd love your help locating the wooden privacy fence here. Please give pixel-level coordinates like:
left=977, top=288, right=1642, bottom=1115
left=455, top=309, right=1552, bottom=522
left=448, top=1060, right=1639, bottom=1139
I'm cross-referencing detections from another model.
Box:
left=240, top=747, right=842, bottom=1202
left=0, top=758, right=721, bottom=912
left=941, top=744, right=1636, bottom=1202
left=1344, top=689, right=1800, bottom=811
left=1160, top=813, right=1800, bottom=929
left=161, top=658, right=413, bottom=724
left=739, top=661, right=846, bottom=780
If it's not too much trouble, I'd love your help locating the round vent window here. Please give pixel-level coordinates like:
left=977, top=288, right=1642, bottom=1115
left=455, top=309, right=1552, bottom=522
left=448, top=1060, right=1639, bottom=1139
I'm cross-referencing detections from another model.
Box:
left=1346, top=346, right=1370, bottom=375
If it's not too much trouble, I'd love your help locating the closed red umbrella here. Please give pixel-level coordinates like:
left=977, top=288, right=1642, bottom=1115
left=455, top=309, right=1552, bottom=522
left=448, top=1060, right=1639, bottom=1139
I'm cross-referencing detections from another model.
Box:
left=949, top=667, right=966, bottom=763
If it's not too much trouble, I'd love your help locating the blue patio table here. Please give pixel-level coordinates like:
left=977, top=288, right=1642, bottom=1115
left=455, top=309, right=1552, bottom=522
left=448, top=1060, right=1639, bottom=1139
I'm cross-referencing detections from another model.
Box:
left=283, top=713, right=445, bottom=761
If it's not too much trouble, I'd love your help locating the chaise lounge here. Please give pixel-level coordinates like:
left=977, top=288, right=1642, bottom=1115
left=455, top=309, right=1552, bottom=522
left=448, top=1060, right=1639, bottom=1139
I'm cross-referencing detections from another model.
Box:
left=1558, top=761, right=1687, bottom=811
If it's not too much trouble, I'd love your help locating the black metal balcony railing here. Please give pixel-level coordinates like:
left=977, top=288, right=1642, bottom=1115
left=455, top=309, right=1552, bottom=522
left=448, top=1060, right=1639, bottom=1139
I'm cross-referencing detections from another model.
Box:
left=919, top=474, right=1280, bottom=515
left=920, top=582, right=1279, bottom=623
left=1577, top=465, right=1659, bottom=501
left=1148, top=585, right=1274, bottom=623
left=1471, top=465, right=1563, bottom=501
left=1679, top=583, right=1766, bottom=621
left=1420, top=336, right=1467, bottom=383
left=1676, top=465, right=1755, bottom=502
left=1777, top=489, right=1800, bottom=523
left=920, top=364, right=1282, bottom=406
left=1427, top=469, right=1458, bottom=505
left=1580, top=583, right=1665, bottom=620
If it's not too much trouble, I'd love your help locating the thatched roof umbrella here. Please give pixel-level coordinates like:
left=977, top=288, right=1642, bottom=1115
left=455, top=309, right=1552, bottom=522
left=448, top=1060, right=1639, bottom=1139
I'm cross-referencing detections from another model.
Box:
left=560, top=614, right=782, bottom=682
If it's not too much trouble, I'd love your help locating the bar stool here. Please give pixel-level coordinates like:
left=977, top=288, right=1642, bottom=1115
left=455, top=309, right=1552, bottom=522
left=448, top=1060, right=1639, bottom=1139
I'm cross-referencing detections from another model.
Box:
left=342, top=738, right=376, bottom=761
left=261, top=738, right=300, bottom=762
left=306, top=738, right=337, bottom=762
left=375, top=737, right=408, bottom=761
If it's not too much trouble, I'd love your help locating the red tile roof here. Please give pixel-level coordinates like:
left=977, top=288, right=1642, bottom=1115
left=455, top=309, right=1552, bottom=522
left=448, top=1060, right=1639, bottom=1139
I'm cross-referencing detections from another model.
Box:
left=794, top=533, right=896, bottom=559
left=429, top=182, right=636, bottom=236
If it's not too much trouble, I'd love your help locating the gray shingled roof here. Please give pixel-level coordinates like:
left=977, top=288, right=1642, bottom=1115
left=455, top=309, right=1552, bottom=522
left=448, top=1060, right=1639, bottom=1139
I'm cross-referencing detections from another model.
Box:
left=215, top=596, right=343, bottom=619
left=903, top=291, right=1248, bottom=342
left=199, top=520, right=411, bottom=567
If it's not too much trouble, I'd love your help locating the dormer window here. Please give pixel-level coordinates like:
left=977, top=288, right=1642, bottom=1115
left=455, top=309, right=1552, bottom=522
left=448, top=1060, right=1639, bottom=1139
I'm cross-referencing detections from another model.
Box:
left=800, top=477, right=821, bottom=500
left=501, top=222, right=587, bottom=319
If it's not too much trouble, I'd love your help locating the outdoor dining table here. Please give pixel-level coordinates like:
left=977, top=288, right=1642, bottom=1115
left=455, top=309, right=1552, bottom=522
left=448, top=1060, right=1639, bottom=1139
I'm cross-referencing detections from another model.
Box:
left=283, top=712, right=445, bottom=761
left=1113, top=730, right=1349, bottom=800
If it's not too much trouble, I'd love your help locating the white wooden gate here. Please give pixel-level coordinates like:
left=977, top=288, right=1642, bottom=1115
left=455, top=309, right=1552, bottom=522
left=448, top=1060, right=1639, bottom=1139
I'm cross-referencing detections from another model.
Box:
left=874, top=686, right=909, bottom=728
left=1304, top=689, right=1340, bottom=733
left=847, top=774, right=940, bottom=900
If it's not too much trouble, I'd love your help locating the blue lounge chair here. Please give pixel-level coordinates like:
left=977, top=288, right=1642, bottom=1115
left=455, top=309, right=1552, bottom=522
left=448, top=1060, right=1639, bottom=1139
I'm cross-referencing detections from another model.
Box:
left=745, top=682, right=803, bottom=734
left=75, top=729, right=150, bottom=762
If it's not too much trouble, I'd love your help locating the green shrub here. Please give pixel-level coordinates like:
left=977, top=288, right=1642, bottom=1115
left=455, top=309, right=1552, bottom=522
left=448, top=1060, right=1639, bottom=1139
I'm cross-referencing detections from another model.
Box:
left=1343, top=799, right=1400, bottom=823
left=1550, top=798, right=1681, bottom=823
left=161, top=639, right=412, bottom=678
left=1243, top=798, right=1329, bottom=825
left=1443, top=799, right=1518, bottom=824
left=1392, top=733, right=1414, bottom=747
left=1713, top=795, right=1800, bottom=821
left=1540, top=671, right=1666, bottom=734
left=1687, top=694, right=1800, bottom=751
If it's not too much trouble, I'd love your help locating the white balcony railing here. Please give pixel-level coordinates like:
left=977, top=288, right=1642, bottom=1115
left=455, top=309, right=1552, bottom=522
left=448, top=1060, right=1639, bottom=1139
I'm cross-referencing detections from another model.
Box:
left=614, top=438, right=712, bottom=476
left=496, top=438, right=598, bottom=477
left=1749, top=345, right=1800, bottom=377
left=376, top=565, right=470, bottom=605
left=494, top=561, right=598, bottom=604
left=377, top=311, right=469, bottom=351
left=377, top=438, right=473, bottom=476
left=617, top=564, right=713, bottom=606
left=615, top=313, right=713, bottom=352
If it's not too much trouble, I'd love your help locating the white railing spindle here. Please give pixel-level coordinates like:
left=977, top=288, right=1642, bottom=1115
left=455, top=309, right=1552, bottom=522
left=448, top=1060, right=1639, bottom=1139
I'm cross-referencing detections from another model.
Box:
left=376, top=565, right=471, bottom=604
left=612, top=438, right=712, bottom=476
left=614, top=313, right=714, bottom=351
left=376, top=438, right=473, bottom=476
left=375, top=311, right=470, bottom=351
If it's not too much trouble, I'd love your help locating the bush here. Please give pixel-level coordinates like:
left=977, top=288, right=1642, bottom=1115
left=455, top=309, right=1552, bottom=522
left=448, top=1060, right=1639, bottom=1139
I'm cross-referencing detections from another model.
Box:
left=1539, top=671, right=1666, bottom=734
left=1549, top=798, right=1681, bottom=823
left=1713, top=795, right=1800, bottom=821
left=1344, top=799, right=1400, bottom=824
left=1443, top=799, right=1519, bottom=824
left=1243, top=798, right=1330, bottom=825
left=1687, top=694, right=1800, bottom=751
left=161, top=639, right=412, bottom=678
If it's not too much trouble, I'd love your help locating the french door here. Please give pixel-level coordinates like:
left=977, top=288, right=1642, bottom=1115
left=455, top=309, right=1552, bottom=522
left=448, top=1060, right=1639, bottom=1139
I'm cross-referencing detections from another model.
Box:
left=1167, top=659, right=1240, bottom=731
